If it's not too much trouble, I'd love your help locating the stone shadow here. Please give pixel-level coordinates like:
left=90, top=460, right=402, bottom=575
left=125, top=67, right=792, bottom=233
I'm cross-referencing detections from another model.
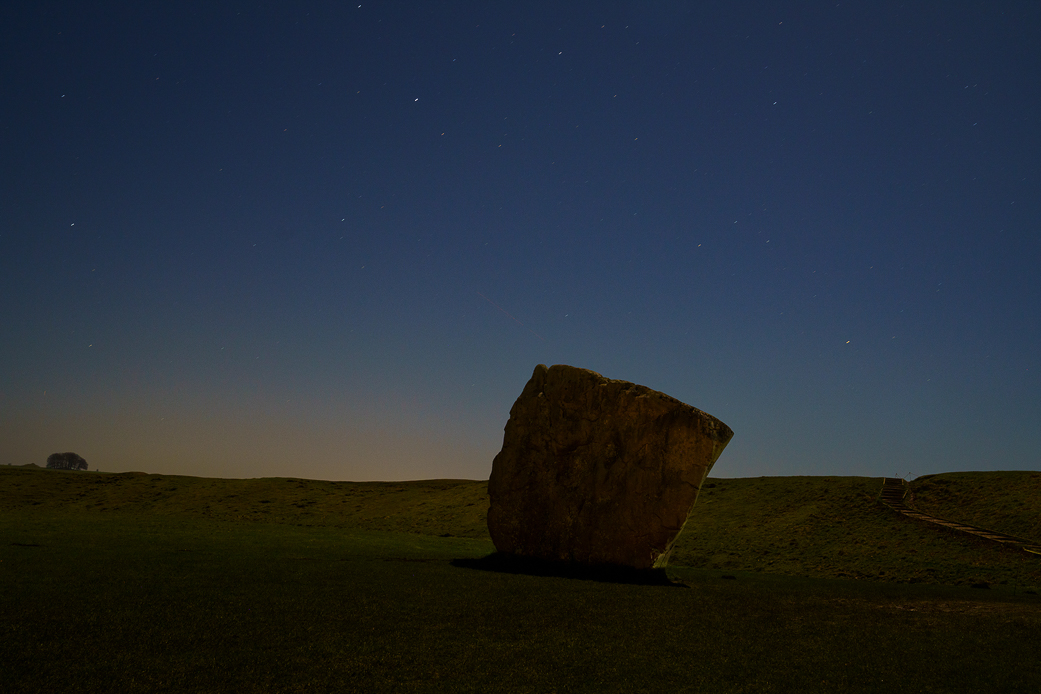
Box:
left=450, top=553, right=688, bottom=587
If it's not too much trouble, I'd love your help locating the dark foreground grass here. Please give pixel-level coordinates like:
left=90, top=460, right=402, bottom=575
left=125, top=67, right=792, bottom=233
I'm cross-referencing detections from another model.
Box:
left=4, top=507, right=1041, bottom=693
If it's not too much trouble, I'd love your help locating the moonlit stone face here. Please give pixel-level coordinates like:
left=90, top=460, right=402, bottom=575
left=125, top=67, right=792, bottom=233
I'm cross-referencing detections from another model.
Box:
left=487, top=364, right=733, bottom=570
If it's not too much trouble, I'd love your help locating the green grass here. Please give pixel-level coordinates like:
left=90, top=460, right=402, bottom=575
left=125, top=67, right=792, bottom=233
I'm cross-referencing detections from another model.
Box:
left=675, top=476, right=1041, bottom=588
left=911, top=471, right=1041, bottom=541
left=2, top=465, right=1041, bottom=692
left=0, top=465, right=489, bottom=537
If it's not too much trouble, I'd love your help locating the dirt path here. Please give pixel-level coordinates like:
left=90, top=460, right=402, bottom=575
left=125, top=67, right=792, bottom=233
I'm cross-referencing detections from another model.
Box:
left=879, top=478, right=1041, bottom=556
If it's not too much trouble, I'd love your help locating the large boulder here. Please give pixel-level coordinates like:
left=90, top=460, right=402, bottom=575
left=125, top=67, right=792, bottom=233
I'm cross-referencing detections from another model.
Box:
left=487, top=364, right=733, bottom=570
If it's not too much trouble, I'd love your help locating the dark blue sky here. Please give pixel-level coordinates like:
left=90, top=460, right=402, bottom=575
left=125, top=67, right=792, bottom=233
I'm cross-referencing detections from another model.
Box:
left=3, top=1, right=1039, bottom=480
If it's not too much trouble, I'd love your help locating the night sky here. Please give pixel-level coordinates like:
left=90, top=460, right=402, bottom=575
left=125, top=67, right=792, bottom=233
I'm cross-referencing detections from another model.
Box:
left=3, top=2, right=1039, bottom=481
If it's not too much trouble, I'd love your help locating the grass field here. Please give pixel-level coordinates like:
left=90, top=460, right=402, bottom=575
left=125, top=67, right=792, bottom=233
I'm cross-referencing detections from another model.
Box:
left=677, top=475, right=1041, bottom=587
left=2, top=465, right=1040, bottom=692
left=910, top=471, right=1041, bottom=542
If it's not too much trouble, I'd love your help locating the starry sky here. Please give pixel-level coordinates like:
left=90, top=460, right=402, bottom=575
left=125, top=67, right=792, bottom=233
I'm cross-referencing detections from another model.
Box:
left=2, top=1, right=1039, bottom=481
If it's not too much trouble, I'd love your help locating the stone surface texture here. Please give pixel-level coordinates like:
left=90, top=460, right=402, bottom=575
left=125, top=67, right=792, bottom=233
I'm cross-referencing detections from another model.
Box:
left=487, top=364, right=733, bottom=570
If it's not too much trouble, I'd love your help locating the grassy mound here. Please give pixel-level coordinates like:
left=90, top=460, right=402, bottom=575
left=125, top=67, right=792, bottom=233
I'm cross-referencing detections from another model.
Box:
left=674, top=476, right=1041, bottom=587
left=910, top=471, right=1041, bottom=541
left=0, top=465, right=489, bottom=537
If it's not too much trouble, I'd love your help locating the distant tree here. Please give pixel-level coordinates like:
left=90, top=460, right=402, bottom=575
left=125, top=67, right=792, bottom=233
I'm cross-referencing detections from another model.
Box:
left=46, top=452, right=88, bottom=471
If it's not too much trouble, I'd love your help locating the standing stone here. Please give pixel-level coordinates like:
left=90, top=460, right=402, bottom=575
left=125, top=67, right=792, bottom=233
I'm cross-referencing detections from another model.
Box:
left=487, top=364, right=733, bottom=570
